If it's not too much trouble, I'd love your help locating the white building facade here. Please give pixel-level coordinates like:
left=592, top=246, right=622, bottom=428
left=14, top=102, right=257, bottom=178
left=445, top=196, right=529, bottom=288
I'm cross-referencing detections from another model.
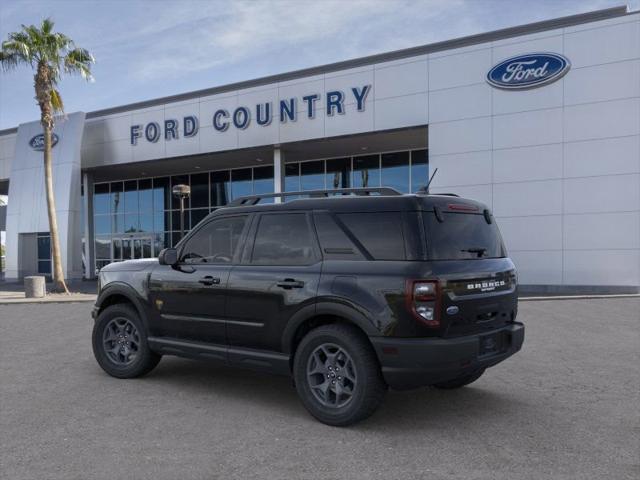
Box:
left=0, top=6, right=638, bottom=293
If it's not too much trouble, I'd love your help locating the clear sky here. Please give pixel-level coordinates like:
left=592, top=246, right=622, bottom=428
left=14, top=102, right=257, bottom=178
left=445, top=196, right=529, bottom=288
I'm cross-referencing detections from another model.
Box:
left=0, top=0, right=634, bottom=130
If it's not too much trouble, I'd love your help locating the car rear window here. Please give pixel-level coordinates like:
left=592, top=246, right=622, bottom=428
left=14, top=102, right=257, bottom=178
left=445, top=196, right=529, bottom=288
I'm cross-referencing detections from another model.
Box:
left=423, top=212, right=505, bottom=260
left=337, top=212, right=406, bottom=260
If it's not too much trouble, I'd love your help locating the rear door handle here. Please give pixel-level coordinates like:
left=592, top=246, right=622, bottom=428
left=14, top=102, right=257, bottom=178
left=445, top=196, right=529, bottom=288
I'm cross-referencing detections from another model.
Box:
left=276, top=278, right=305, bottom=289
left=199, top=276, right=221, bottom=286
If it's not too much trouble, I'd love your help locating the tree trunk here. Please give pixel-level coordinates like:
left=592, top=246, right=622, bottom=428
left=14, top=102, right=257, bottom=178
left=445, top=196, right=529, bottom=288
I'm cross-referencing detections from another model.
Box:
left=43, top=122, right=69, bottom=294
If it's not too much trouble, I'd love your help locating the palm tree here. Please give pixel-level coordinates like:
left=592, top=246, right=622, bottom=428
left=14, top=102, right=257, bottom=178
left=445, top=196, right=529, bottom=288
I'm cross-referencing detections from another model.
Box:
left=0, top=18, right=94, bottom=293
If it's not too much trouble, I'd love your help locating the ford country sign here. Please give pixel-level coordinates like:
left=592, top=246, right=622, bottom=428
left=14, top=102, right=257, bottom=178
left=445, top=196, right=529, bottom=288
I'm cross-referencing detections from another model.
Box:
left=29, top=133, right=59, bottom=151
left=487, top=53, right=570, bottom=90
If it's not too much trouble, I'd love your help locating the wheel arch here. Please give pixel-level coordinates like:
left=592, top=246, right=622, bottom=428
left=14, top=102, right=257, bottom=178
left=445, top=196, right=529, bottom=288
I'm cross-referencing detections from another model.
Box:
left=95, top=283, right=149, bottom=329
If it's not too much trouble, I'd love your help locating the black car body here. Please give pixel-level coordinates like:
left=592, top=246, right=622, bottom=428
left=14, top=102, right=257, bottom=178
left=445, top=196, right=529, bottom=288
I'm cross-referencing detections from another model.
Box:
left=92, top=188, right=524, bottom=425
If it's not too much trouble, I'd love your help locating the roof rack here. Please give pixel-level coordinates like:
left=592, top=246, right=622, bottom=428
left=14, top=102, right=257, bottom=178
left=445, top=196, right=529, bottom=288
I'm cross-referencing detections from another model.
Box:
left=227, top=187, right=402, bottom=207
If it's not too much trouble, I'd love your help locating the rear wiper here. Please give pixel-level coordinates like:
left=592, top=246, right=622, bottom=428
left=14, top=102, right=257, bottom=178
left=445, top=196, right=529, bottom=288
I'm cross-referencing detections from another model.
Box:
left=461, top=247, right=487, bottom=258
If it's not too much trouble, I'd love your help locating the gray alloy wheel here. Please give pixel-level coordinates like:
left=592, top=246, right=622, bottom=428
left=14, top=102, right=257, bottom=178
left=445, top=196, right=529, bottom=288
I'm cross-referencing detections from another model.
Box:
left=102, top=317, right=141, bottom=366
left=306, top=343, right=358, bottom=409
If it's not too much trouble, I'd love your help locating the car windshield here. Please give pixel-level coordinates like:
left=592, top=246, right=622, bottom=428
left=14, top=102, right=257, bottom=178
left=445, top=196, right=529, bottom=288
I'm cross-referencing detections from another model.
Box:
left=423, top=212, right=506, bottom=260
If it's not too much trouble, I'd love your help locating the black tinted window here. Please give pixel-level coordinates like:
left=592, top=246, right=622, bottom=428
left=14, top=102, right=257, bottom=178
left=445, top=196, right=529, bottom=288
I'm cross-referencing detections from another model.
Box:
left=337, top=212, right=405, bottom=260
left=181, top=216, right=247, bottom=264
left=424, top=212, right=505, bottom=260
left=252, top=213, right=316, bottom=265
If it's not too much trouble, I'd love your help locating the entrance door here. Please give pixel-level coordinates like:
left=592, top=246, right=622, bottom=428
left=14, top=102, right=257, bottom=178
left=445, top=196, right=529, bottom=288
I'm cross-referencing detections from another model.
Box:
left=113, top=235, right=154, bottom=262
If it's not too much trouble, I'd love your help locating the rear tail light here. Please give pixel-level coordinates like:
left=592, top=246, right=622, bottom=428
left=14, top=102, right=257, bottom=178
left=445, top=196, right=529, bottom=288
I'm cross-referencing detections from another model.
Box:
left=406, top=280, right=440, bottom=327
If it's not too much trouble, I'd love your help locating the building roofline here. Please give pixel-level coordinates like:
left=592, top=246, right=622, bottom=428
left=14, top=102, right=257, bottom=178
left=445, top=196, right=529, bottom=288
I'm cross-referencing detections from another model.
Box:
left=0, top=5, right=631, bottom=135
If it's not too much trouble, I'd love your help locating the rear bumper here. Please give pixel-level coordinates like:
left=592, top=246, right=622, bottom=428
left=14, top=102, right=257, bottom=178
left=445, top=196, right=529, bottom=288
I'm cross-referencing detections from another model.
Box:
left=370, top=323, right=524, bottom=390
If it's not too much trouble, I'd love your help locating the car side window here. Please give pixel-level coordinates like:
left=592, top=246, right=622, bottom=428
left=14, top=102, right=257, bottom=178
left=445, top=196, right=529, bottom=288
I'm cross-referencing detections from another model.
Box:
left=251, top=213, right=316, bottom=266
left=180, top=215, right=247, bottom=264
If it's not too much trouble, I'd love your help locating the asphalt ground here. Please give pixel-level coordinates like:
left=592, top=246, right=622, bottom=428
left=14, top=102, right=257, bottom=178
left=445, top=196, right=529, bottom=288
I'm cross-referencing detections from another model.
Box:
left=1, top=298, right=638, bottom=480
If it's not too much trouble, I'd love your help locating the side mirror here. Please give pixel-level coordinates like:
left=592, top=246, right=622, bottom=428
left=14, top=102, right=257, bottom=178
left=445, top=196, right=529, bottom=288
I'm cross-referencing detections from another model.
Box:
left=158, top=248, right=178, bottom=266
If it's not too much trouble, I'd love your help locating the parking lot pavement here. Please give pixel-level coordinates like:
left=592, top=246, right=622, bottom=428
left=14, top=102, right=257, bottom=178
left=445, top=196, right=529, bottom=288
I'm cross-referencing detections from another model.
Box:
left=1, top=298, right=638, bottom=480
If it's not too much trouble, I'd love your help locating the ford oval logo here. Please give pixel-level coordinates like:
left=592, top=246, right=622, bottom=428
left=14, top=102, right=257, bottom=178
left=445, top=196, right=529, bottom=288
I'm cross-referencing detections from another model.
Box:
left=487, top=53, right=570, bottom=90
left=29, top=133, right=59, bottom=151
left=446, top=306, right=459, bottom=316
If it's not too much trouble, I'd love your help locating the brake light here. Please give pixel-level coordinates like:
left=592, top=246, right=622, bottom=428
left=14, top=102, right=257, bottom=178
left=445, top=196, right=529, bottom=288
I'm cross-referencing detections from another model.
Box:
left=448, top=203, right=478, bottom=212
left=406, top=280, right=440, bottom=327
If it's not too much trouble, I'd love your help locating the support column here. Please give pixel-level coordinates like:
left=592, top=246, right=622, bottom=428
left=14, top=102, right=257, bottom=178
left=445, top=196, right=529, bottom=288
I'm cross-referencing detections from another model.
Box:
left=82, top=172, right=95, bottom=279
left=273, top=147, right=286, bottom=203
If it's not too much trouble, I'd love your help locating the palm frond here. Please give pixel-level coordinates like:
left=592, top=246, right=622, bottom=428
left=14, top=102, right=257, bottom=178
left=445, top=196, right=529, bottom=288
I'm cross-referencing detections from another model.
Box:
left=64, top=47, right=94, bottom=81
left=50, top=88, right=64, bottom=113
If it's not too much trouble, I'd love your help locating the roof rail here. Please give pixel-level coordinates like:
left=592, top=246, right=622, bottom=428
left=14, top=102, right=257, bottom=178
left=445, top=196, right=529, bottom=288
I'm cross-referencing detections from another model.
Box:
left=227, top=187, right=402, bottom=207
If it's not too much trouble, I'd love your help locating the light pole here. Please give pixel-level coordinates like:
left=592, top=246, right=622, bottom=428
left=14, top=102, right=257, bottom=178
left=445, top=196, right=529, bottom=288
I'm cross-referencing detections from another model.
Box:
left=172, top=184, right=191, bottom=239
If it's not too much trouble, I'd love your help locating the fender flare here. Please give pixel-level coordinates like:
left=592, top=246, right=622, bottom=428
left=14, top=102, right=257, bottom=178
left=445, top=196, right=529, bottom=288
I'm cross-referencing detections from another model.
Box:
left=95, top=282, right=150, bottom=329
left=281, top=300, right=379, bottom=354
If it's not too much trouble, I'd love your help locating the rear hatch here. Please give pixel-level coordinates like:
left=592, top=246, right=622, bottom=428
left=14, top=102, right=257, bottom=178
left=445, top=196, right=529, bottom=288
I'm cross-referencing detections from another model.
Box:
left=422, top=203, right=518, bottom=338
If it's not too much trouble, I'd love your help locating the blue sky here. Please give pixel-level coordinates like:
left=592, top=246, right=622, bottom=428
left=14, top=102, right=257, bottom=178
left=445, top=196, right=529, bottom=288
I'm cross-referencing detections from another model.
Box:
left=0, top=0, right=633, bottom=130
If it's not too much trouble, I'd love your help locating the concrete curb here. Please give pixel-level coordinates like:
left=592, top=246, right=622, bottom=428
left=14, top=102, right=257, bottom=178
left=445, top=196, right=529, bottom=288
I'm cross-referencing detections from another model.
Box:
left=0, top=295, right=96, bottom=305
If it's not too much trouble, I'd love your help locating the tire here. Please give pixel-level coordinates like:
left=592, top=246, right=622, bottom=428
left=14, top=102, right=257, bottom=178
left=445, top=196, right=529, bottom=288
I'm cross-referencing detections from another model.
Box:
left=92, top=303, right=161, bottom=379
left=293, top=324, right=387, bottom=426
left=432, top=369, right=485, bottom=389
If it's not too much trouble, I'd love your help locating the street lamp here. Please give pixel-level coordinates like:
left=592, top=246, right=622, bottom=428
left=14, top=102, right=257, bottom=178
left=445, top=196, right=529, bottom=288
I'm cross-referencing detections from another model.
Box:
left=172, top=184, right=191, bottom=239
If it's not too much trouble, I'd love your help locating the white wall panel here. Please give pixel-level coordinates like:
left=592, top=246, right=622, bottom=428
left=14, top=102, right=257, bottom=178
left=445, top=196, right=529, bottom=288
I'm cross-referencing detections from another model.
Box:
left=374, top=60, right=427, bottom=100
left=564, top=135, right=640, bottom=178
left=563, top=174, right=640, bottom=214
left=564, top=60, right=640, bottom=106
left=429, top=184, right=493, bottom=207
left=493, top=179, right=562, bottom=217
left=492, top=34, right=563, bottom=63
left=564, top=20, right=640, bottom=68
left=564, top=212, right=640, bottom=250
left=374, top=93, right=428, bottom=131
left=493, top=108, right=562, bottom=150
left=324, top=68, right=374, bottom=107
left=564, top=98, right=640, bottom=142
left=428, top=48, right=492, bottom=90
left=563, top=250, right=640, bottom=286
left=428, top=83, right=491, bottom=123
left=429, top=116, right=491, bottom=155
left=497, top=215, right=562, bottom=251
left=509, top=250, right=563, bottom=285
left=429, top=150, right=492, bottom=187
left=492, top=80, right=563, bottom=115
left=279, top=113, right=325, bottom=144
left=325, top=103, right=374, bottom=138
left=198, top=124, right=238, bottom=153
left=493, top=143, right=562, bottom=183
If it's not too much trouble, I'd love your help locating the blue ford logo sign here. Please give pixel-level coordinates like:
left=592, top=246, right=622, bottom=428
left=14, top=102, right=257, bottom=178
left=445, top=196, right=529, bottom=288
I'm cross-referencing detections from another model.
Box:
left=29, top=133, right=59, bottom=151
left=487, top=53, right=570, bottom=90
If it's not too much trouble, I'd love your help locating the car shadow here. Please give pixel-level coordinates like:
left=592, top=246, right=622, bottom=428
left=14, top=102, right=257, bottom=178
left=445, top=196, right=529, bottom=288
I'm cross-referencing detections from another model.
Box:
left=130, top=356, right=531, bottom=430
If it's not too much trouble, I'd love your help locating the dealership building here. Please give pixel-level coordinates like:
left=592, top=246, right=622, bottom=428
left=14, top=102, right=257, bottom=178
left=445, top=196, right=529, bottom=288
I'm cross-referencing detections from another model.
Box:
left=0, top=5, right=639, bottom=292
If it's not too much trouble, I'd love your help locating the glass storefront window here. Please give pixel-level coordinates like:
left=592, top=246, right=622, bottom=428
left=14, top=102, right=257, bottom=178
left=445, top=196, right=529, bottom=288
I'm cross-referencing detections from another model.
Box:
left=139, top=179, right=153, bottom=212
left=190, top=173, right=209, bottom=209
left=326, top=158, right=350, bottom=190
left=124, top=180, right=138, bottom=213
left=381, top=151, right=410, bottom=193
left=301, top=160, right=325, bottom=191
left=94, top=215, right=111, bottom=235
left=353, top=155, right=380, bottom=188
left=411, top=149, right=429, bottom=193
left=231, top=168, right=252, bottom=199
left=94, top=183, right=110, bottom=214
left=211, top=171, right=230, bottom=207
left=285, top=163, right=300, bottom=192
left=191, top=208, right=209, bottom=228
left=153, top=177, right=170, bottom=211
left=110, top=182, right=123, bottom=216
left=253, top=166, right=274, bottom=197
left=124, top=213, right=139, bottom=233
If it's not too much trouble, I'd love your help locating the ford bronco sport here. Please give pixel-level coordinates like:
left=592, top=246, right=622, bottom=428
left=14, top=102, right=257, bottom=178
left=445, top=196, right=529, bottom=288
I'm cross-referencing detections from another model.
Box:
left=92, top=187, right=524, bottom=426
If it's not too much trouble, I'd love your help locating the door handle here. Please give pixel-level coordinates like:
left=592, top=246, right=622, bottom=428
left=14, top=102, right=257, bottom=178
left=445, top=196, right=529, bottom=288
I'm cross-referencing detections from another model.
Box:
left=276, top=278, right=305, bottom=289
left=199, top=276, right=221, bottom=286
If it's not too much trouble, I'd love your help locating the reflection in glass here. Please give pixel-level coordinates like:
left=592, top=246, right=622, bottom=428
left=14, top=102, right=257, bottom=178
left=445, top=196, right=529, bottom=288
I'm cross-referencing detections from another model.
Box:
left=301, top=161, right=325, bottom=191
left=138, top=179, right=153, bottom=211
left=326, top=158, right=350, bottom=190
left=153, top=212, right=168, bottom=232
left=139, top=212, right=153, bottom=232
left=95, top=236, right=111, bottom=259
left=190, top=173, right=209, bottom=209
left=285, top=163, right=300, bottom=192
left=381, top=151, right=410, bottom=193
left=124, top=180, right=138, bottom=213
left=231, top=168, right=252, bottom=199
left=122, top=239, right=132, bottom=260
left=411, top=149, right=429, bottom=193
left=211, top=171, right=230, bottom=207
left=124, top=213, right=139, bottom=232
left=171, top=175, right=190, bottom=209
left=37, top=235, right=51, bottom=260
left=38, top=260, right=51, bottom=274
left=110, top=182, right=123, bottom=216
left=94, top=184, right=110, bottom=214
left=191, top=209, right=209, bottom=228
left=153, top=177, right=170, bottom=211
left=113, top=238, right=122, bottom=260
left=253, top=166, right=274, bottom=201
left=353, top=155, right=380, bottom=188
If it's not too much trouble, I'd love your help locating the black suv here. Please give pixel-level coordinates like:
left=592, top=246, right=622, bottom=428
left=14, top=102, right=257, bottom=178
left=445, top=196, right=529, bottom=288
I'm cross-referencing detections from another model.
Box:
left=92, top=187, right=524, bottom=426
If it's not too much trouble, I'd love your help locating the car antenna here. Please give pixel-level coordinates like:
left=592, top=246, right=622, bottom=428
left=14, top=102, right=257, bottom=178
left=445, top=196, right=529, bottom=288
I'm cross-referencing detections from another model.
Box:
left=417, top=168, right=438, bottom=194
